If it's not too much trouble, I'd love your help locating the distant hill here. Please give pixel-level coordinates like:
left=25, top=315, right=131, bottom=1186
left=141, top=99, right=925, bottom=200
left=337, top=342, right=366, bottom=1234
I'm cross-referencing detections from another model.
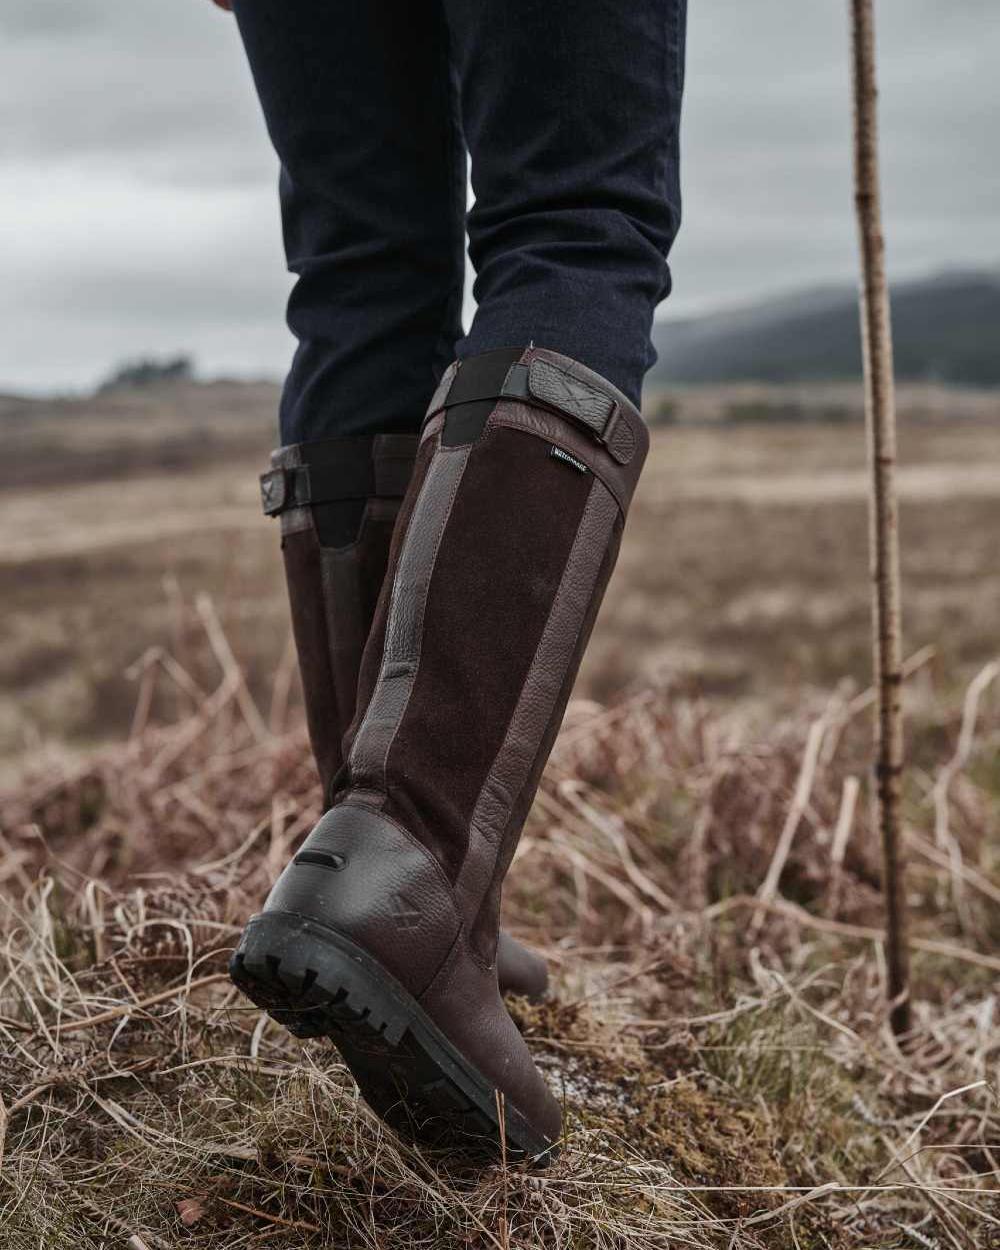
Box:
left=651, top=269, right=1000, bottom=386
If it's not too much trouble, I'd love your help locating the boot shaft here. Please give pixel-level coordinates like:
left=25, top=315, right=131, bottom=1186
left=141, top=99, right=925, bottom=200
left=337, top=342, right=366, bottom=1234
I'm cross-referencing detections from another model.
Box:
left=261, top=434, right=417, bottom=802
left=344, top=347, right=648, bottom=958
left=240, top=348, right=647, bottom=1156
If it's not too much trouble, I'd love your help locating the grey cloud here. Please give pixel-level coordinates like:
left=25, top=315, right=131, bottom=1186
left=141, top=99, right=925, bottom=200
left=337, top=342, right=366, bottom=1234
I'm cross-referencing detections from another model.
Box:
left=1, top=0, right=997, bottom=389
left=0, top=1, right=269, bottom=187
left=668, top=0, right=999, bottom=311
left=0, top=2, right=101, bottom=38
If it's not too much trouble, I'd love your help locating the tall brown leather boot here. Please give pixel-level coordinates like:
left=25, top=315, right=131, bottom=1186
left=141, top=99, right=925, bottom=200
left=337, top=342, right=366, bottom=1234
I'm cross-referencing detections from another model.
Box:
left=233, top=348, right=647, bottom=1160
left=261, top=433, right=547, bottom=1000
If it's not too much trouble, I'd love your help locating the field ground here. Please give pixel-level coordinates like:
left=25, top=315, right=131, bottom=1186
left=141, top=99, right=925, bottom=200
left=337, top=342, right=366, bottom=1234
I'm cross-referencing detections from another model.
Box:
left=2, top=380, right=999, bottom=778
left=0, top=381, right=998, bottom=1247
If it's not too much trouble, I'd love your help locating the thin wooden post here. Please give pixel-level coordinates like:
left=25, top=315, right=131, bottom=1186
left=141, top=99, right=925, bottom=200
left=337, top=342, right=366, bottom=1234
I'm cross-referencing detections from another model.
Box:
left=849, top=0, right=911, bottom=1037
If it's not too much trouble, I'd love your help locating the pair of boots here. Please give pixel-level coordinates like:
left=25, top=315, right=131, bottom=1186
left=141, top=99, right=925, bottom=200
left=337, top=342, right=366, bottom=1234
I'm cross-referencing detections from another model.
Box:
left=231, top=347, right=647, bottom=1160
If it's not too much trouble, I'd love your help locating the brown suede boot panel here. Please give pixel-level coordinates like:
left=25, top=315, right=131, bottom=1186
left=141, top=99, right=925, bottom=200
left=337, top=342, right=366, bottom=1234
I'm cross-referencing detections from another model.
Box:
left=455, top=480, right=620, bottom=947
left=470, top=515, right=624, bottom=961
left=379, top=426, right=591, bottom=881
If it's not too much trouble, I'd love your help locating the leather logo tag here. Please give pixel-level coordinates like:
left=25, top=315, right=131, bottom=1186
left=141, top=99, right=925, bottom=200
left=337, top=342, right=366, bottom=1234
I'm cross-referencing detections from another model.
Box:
left=549, top=445, right=589, bottom=474
left=390, top=891, right=423, bottom=931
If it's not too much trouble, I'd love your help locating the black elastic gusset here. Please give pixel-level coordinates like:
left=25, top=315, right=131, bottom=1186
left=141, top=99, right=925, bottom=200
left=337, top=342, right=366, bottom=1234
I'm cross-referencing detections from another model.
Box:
left=313, top=500, right=368, bottom=548
left=442, top=347, right=524, bottom=447
left=303, top=437, right=376, bottom=479
left=301, top=438, right=372, bottom=547
left=297, top=437, right=370, bottom=545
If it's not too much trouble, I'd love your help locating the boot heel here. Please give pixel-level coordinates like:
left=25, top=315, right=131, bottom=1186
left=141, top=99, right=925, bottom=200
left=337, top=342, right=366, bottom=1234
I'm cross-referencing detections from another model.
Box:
left=229, top=911, right=410, bottom=1044
left=230, top=910, right=557, bottom=1162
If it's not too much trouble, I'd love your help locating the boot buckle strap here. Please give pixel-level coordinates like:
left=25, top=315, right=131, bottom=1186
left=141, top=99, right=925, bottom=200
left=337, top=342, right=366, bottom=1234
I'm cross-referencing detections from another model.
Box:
left=261, top=458, right=413, bottom=517
left=522, top=361, right=637, bottom=464
left=521, top=359, right=619, bottom=446
left=260, top=467, right=290, bottom=516
left=497, top=361, right=620, bottom=446
left=260, top=464, right=371, bottom=517
left=428, top=353, right=633, bottom=463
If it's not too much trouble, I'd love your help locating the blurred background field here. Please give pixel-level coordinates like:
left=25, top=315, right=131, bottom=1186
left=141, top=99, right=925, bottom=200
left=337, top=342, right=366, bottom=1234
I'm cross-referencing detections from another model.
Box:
left=3, top=376, right=998, bottom=783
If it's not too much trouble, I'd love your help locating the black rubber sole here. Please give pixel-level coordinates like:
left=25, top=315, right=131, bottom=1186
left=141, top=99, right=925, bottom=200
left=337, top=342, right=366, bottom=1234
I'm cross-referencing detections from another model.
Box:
left=229, top=911, right=557, bottom=1163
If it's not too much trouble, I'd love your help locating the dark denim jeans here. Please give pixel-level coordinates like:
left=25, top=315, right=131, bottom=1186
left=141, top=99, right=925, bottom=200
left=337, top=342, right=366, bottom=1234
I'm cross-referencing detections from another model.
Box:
left=233, top=0, right=686, bottom=443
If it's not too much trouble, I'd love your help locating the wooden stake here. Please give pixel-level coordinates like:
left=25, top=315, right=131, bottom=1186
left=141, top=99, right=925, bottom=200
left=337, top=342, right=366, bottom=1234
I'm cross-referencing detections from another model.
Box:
left=849, top=0, right=911, bottom=1036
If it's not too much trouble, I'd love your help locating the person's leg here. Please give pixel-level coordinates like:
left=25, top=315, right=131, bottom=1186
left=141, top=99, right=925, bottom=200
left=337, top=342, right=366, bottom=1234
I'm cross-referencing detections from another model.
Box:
left=232, top=0, right=466, bottom=442
left=231, top=0, right=687, bottom=1158
left=447, top=0, right=686, bottom=407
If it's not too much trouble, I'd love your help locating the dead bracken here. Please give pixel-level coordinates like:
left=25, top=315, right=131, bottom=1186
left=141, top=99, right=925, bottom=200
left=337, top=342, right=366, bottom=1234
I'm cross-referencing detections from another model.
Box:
left=0, top=622, right=997, bottom=1248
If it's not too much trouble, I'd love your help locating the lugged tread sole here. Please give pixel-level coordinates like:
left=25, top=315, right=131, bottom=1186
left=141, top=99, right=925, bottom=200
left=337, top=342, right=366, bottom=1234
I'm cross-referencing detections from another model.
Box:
left=229, top=911, right=557, bottom=1164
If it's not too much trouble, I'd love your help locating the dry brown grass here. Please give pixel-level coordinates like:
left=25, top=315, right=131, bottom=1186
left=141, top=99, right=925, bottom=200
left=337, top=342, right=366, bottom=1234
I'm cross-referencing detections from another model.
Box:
left=1, top=597, right=998, bottom=1248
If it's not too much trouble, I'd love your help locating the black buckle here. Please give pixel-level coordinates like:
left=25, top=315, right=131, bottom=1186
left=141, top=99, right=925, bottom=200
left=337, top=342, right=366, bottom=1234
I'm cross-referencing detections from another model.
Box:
left=260, top=467, right=289, bottom=516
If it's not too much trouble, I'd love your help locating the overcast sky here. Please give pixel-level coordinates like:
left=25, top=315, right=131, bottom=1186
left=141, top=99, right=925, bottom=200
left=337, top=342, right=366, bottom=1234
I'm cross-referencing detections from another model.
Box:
left=2, top=0, right=997, bottom=393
